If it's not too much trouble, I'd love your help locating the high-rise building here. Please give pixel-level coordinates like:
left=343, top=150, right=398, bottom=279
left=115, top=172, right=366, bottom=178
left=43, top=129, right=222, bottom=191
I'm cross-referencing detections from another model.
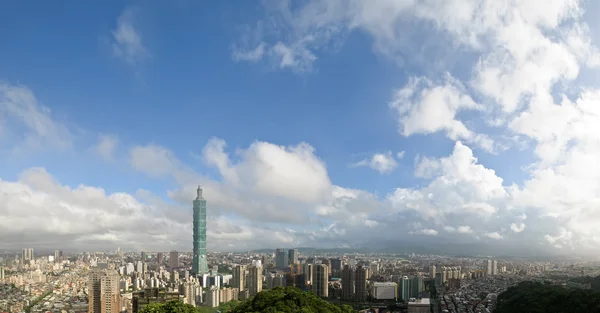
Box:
left=355, top=266, right=369, bottom=302
left=275, top=249, right=287, bottom=269
left=169, top=251, right=179, bottom=269
left=156, top=253, right=163, bottom=265
left=312, top=264, right=328, bottom=298
left=54, top=250, right=60, bottom=262
left=0, top=266, right=4, bottom=280
left=288, top=249, right=298, bottom=265
left=192, top=186, right=208, bottom=276
left=492, top=260, right=498, bottom=275
left=341, top=265, right=355, bottom=301
left=22, top=248, right=34, bottom=261
left=411, top=276, right=424, bottom=297
left=88, top=270, right=121, bottom=313
left=247, top=265, right=262, bottom=296
left=399, top=276, right=411, bottom=301
left=486, top=260, right=492, bottom=276
left=233, top=265, right=246, bottom=291
left=141, top=252, right=147, bottom=262
left=429, top=265, right=436, bottom=279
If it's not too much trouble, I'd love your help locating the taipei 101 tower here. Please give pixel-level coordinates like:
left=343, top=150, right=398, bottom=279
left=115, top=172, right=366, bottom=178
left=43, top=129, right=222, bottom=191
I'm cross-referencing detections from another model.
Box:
left=192, top=185, right=208, bottom=276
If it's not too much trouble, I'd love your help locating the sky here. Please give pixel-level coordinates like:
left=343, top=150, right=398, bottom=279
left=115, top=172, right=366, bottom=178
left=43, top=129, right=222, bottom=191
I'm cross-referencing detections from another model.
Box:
left=2, top=0, right=600, bottom=255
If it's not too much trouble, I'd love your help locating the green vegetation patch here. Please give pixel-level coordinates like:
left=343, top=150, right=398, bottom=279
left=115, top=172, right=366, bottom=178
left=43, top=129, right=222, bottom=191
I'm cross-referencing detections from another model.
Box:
left=496, top=281, right=600, bottom=313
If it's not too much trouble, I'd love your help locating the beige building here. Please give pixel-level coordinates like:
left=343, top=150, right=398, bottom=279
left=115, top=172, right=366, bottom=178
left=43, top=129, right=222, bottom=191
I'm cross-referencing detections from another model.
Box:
left=233, top=265, right=247, bottom=292
left=88, top=270, right=121, bottom=313
left=248, top=265, right=263, bottom=296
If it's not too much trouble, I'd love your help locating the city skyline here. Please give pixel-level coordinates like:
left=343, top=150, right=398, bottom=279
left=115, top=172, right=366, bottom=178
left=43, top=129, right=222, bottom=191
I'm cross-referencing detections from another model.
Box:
left=3, top=1, right=600, bottom=254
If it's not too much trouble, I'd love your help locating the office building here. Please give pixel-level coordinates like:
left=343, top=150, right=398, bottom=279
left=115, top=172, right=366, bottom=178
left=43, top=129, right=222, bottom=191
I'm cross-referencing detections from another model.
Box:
left=275, top=249, right=287, bottom=269
left=88, top=270, right=121, bottom=313
left=411, top=276, right=424, bottom=297
left=156, top=253, right=163, bottom=265
left=373, top=282, right=397, bottom=300
left=288, top=249, right=298, bottom=265
left=312, top=264, right=328, bottom=298
left=192, top=186, right=208, bottom=276
left=492, top=260, right=498, bottom=275
left=247, top=265, right=262, bottom=296
left=169, top=251, right=179, bottom=269
left=486, top=260, right=492, bottom=276
left=141, top=252, right=147, bottom=262
left=399, top=276, right=411, bottom=302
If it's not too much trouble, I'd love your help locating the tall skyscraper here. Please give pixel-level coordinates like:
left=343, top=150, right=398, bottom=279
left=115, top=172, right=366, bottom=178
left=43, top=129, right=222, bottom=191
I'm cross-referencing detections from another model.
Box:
left=492, top=260, right=498, bottom=275
left=156, top=252, right=163, bottom=264
left=192, top=186, right=208, bottom=276
left=88, top=270, right=120, bottom=313
left=275, top=249, right=287, bottom=269
left=486, top=260, right=492, bottom=276
left=288, top=249, right=298, bottom=265
left=141, top=252, right=147, bottom=262
left=169, top=251, right=179, bottom=269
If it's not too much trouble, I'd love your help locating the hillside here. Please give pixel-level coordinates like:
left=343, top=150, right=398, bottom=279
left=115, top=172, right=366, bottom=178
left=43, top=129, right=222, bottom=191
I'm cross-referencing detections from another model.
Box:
left=139, top=287, right=355, bottom=313
left=231, top=286, right=355, bottom=313
left=495, top=281, right=600, bottom=313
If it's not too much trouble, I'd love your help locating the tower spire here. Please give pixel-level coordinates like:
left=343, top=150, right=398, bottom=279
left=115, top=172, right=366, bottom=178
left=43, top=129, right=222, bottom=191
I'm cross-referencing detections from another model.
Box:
left=196, top=185, right=203, bottom=200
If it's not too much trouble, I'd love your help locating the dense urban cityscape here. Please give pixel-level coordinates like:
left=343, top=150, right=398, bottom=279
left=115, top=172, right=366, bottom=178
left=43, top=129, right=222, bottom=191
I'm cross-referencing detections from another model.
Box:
left=2, top=188, right=600, bottom=313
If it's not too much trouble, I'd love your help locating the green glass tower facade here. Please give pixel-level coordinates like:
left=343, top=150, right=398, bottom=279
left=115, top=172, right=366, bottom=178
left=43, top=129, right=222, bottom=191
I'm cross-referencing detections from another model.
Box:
left=192, top=186, right=208, bottom=276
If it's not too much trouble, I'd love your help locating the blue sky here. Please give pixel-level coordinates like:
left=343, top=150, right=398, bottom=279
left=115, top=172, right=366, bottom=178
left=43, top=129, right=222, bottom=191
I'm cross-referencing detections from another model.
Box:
left=2, top=0, right=600, bottom=254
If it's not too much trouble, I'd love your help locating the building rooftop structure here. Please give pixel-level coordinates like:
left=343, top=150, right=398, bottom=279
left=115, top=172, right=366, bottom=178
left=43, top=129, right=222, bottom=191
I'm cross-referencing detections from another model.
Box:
left=408, top=298, right=430, bottom=306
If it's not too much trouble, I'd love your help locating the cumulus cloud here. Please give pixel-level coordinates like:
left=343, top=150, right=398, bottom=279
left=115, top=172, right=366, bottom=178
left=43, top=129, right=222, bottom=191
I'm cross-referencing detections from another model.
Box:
left=352, top=151, right=398, bottom=174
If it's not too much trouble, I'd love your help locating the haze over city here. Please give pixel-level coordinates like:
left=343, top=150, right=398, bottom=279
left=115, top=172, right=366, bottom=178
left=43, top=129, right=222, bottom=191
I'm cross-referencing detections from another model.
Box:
left=3, top=0, right=600, bottom=257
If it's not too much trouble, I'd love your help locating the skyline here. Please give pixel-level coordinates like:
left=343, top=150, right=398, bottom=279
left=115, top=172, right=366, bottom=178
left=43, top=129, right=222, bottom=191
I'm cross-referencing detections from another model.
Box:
left=2, top=1, right=600, bottom=255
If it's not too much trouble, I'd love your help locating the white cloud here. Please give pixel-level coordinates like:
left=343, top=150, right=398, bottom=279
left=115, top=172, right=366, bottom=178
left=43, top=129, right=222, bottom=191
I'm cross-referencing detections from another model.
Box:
left=0, top=84, right=73, bottom=153
left=411, top=228, right=439, bottom=236
left=388, top=141, right=507, bottom=221
left=389, top=74, right=494, bottom=152
left=93, top=135, right=119, bottom=161
left=485, top=232, right=503, bottom=240
left=232, top=43, right=266, bottom=62
left=510, top=223, right=526, bottom=233
left=111, top=7, right=149, bottom=66
left=352, top=151, right=398, bottom=174
left=457, top=226, right=474, bottom=234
